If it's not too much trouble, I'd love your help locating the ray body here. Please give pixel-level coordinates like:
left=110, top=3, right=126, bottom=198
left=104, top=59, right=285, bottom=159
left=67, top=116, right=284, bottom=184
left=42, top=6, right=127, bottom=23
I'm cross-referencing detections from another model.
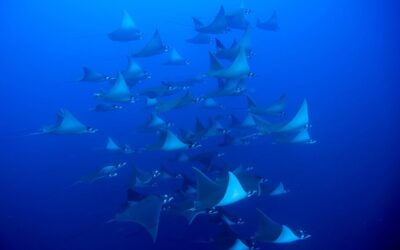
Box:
left=114, top=196, right=163, bottom=242
left=43, top=109, right=97, bottom=135
left=108, top=11, right=142, bottom=41
left=132, top=30, right=168, bottom=57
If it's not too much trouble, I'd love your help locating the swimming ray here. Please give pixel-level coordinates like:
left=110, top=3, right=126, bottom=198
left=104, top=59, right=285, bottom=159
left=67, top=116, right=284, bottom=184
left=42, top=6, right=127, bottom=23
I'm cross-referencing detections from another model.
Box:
left=42, top=109, right=97, bottom=135
left=260, top=181, right=289, bottom=196
left=276, top=128, right=316, bottom=145
left=216, top=172, right=248, bottom=206
left=104, top=136, right=133, bottom=154
left=90, top=104, right=122, bottom=112
left=79, top=67, right=110, bottom=82
left=193, top=168, right=247, bottom=209
left=95, top=73, right=135, bottom=103
left=122, top=57, right=151, bottom=87
left=106, top=136, right=122, bottom=152
left=247, top=95, right=286, bottom=116
left=132, top=29, right=168, bottom=57
left=108, top=10, right=142, bottom=42
left=169, top=196, right=212, bottom=225
left=209, top=48, right=252, bottom=79
left=150, top=130, right=191, bottom=151
left=114, top=196, right=163, bottom=242
left=278, top=99, right=310, bottom=132
left=194, top=6, right=228, bottom=34
left=254, top=209, right=311, bottom=243
left=139, top=113, right=171, bottom=132
left=164, top=48, right=189, bottom=65
left=130, top=166, right=158, bottom=188
left=80, top=162, right=127, bottom=183
left=232, top=166, right=265, bottom=196
left=193, top=167, right=226, bottom=210
left=257, top=11, right=279, bottom=31
left=186, top=33, right=211, bottom=44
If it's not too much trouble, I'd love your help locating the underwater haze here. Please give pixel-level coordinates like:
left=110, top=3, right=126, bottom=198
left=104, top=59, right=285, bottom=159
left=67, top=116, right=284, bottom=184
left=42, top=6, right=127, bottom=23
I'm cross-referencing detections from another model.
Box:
left=1, top=0, right=399, bottom=249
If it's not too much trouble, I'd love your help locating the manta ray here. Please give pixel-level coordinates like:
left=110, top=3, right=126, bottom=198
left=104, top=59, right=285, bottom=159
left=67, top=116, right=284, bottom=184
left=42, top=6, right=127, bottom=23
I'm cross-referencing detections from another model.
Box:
left=41, top=109, right=97, bottom=135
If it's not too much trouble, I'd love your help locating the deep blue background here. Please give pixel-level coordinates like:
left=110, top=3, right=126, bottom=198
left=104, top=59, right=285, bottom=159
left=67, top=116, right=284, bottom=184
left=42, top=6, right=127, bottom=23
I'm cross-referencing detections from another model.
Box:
left=1, top=0, right=399, bottom=249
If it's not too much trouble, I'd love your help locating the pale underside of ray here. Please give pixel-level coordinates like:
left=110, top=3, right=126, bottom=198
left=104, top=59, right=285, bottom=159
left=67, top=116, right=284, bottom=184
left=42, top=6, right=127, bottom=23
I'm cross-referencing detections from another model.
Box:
left=108, top=11, right=141, bottom=41
left=166, top=48, right=187, bottom=64
left=270, top=182, right=287, bottom=196
left=212, top=48, right=250, bottom=79
left=125, top=58, right=145, bottom=75
left=147, top=113, right=166, bottom=128
left=106, top=136, right=122, bottom=151
left=133, top=30, right=165, bottom=57
left=45, top=109, right=87, bottom=134
left=100, top=73, right=132, bottom=102
left=216, top=172, right=247, bottom=206
left=279, top=99, right=309, bottom=132
left=273, top=225, right=301, bottom=243
left=229, top=239, right=249, bottom=250
left=289, top=128, right=315, bottom=144
left=114, top=196, right=163, bottom=242
left=159, top=130, right=188, bottom=151
left=255, top=209, right=302, bottom=243
left=121, top=11, right=138, bottom=31
left=241, top=113, right=255, bottom=127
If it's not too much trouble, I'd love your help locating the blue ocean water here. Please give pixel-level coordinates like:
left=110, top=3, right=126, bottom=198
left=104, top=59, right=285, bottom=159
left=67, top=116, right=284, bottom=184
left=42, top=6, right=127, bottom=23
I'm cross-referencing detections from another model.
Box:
left=1, top=0, right=399, bottom=249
